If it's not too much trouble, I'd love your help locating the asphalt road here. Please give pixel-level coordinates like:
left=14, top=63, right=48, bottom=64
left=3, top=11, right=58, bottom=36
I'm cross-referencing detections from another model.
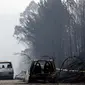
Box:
left=0, top=80, right=28, bottom=85
left=0, top=80, right=84, bottom=85
left=0, top=80, right=57, bottom=85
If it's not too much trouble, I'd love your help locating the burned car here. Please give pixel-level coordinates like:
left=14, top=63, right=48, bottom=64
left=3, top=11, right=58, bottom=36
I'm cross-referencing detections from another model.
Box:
left=28, top=59, right=57, bottom=83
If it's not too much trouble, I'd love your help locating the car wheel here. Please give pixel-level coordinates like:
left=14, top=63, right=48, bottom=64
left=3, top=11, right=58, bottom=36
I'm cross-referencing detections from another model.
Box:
left=29, top=77, right=36, bottom=83
left=50, top=77, right=57, bottom=83
left=28, top=78, right=32, bottom=83
left=8, top=76, right=13, bottom=80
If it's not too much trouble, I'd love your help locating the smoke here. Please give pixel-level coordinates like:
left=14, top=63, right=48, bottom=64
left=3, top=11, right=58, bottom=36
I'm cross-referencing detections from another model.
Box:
left=31, top=0, right=70, bottom=67
left=14, top=0, right=80, bottom=68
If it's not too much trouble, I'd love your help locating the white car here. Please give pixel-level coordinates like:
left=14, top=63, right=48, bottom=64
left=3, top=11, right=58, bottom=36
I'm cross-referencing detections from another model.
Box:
left=0, top=61, right=14, bottom=79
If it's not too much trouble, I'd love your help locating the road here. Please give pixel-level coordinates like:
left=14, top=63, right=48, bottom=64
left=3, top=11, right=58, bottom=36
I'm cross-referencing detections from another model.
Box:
left=0, top=80, right=27, bottom=85
left=0, top=80, right=84, bottom=85
left=0, top=80, right=56, bottom=85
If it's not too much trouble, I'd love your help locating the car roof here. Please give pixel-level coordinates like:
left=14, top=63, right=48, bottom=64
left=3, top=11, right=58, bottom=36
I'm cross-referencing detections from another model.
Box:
left=0, top=61, right=12, bottom=63
left=33, top=59, right=54, bottom=62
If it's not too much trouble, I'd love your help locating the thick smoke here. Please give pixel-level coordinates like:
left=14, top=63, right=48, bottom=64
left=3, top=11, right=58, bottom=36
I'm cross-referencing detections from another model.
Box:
left=31, top=0, right=70, bottom=66
left=14, top=0, right=83, bottom=67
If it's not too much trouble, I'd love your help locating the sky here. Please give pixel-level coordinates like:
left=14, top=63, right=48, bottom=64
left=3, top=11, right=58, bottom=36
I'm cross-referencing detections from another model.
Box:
left=0, top=0, right=39, bottom=74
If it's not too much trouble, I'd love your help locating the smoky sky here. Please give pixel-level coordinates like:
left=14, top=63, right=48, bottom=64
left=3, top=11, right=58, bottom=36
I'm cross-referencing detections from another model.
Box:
left=0, top=0, right=39, bottom=75
left=14, top=0, right=70, bottom=67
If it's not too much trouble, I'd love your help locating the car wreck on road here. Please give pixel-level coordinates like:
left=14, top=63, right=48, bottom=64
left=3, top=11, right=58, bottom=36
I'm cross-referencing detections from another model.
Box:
left=28, top=58, right=57, bottom=83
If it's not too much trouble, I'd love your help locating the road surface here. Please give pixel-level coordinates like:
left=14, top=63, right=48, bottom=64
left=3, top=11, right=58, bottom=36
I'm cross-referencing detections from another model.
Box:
left=0, top=80, right=27, bottom=85
left=0, top=80, right=84, bottom=85
left=0, top=80, right=56, bottom=85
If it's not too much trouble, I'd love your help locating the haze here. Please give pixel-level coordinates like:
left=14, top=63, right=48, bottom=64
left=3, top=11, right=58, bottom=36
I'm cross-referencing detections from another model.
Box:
left=0, top=0, right=39, bottom=75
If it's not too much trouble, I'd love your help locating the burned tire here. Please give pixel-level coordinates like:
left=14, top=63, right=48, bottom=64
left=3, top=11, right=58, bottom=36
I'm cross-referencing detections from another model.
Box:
left=50, top=77, right=57, bottom=83
left=28, top=77, right=32, bottom=83
left=28, top=77, right=35, bottom=83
